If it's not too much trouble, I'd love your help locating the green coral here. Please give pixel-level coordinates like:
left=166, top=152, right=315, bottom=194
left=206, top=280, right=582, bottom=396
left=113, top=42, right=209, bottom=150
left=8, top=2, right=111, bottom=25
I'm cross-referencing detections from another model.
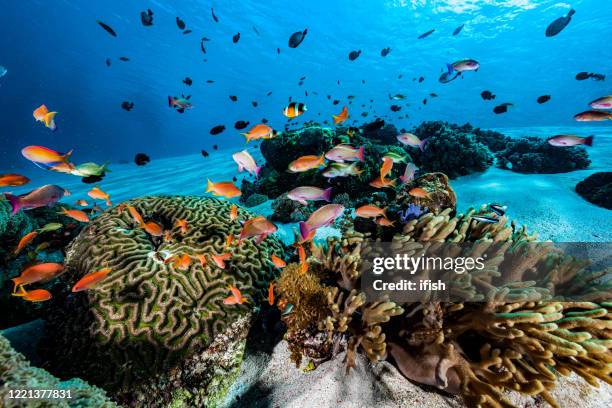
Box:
left=40, top=196, right=284, bottom=398
left=0, top=333, right=116, bottom=408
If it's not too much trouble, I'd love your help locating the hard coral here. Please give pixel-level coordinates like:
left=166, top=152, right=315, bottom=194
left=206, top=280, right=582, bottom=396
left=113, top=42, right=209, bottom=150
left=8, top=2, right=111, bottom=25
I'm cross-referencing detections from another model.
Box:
left=497, top=136, right=590, bottom=174
left=40, top=196, right=284, bottom=397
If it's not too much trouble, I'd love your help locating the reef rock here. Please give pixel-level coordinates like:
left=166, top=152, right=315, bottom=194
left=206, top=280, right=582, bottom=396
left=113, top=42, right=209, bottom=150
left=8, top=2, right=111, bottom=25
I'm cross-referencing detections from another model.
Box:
left=40, top=196, right=284, bottom=402
left=497, top=136, right=590, bottom=173
left=575, top=172, right=612, bottom=209
left=411, top=121, right=494, bottom=178
left=0, top=333, right=116, bottom=407
left=396, top=172, right=457, bottom=216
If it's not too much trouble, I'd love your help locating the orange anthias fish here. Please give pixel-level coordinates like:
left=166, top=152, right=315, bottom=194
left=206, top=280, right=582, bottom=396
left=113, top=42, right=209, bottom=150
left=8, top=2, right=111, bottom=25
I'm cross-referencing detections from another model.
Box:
left=0, top=174, right=30, bottom=188
left=88, top=186, right=112, bottom=207
left=380, top=157, right=393, bottom=182
left=375, top=217, right=395, bottom=227
left=22, top=145, right=72, bottom=165
left=167, top=254, right=192, bottom=271
left=409, top=187, right=430, bottom=198
left=239, top=216, right=277, bottom=244
left=297, top=244, right=308, bottom=274
left=271, top=254, right=286, bottom=268
left=333, top=106, right=349, bottom=125
left=71, top=268, right=111, bottom=292
left=369, top=178, right=397, bottom=189
left=355, top=205, right=386, bottom=219
left=241, top=124, right=277, bottom=142
left=127, top=205, right=144, bottom=225
left=12, top=287, right=52, bottom=302
left=206, top=179, right=242, bottom=198
left=14, top=231, right=38, bottom=255
left=12, top=263, right=65, bottom=292
left=175, top=219, right=189, bottom=234
left=230, top=204, right=238, bottom=221
left=212, top=253, right=232, bottom=269
left=59, top=207, right=90, bottom=223
left=223, top=285, right=248, bottom=305
left=225, top=234, right=235, bottom=249
left=288, top=155, right=325, bottom=173
left=268, top=282, right=275, bottom=306
left=143, top=221, right=163, bottom=237
left=33, top=104, right=58, bottom=131
left=197, top=254, right=207, bottom=267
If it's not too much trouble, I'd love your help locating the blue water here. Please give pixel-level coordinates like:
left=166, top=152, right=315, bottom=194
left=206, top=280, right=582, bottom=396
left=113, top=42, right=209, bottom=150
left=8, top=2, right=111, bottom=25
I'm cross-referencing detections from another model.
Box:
left=1, top=0, right=611, bottom=167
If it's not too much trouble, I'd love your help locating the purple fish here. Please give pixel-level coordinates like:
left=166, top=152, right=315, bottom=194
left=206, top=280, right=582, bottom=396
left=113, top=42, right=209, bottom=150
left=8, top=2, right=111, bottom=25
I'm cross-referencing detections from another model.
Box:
left=3, top=185, right=68, bottom=215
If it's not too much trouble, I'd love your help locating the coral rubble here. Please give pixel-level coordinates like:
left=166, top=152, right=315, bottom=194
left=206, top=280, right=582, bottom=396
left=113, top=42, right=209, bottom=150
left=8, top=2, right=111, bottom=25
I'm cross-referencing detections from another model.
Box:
left=39, top=196, right=284, bottom=403
left=575, top=172, right=612, bottom=210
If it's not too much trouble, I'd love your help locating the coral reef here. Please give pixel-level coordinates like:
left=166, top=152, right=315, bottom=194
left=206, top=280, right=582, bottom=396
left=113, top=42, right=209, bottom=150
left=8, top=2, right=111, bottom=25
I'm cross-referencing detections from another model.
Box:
left=0, top=333, right=116, bottom=407
left=241, top=123, right=411, bottom=203
left=0, top=197, right=83, bottom=328
left=270, top=193, right=313, bottom=223
left=411, top=121, right=495, bottom=178
left=496, top=136, right=590, bottom=173
left=575, top=172, right=612, bottom=210
left=39, top=196, right=284, bottom=400
left=242, top=192, right=268, bottom=208
left=277, top=201, right=612, bottom=408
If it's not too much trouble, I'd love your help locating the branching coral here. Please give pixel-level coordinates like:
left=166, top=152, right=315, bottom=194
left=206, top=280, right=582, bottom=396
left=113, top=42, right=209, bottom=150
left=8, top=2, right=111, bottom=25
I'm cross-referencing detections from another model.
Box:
left=279, top=200, right=611, bottom=408
left=40, top=196, right=284, bottom=395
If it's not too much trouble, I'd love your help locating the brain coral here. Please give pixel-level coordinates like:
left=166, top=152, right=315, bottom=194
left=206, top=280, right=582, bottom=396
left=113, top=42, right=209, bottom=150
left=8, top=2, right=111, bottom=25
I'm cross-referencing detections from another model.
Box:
left=41, top=196, right=283, bottom=391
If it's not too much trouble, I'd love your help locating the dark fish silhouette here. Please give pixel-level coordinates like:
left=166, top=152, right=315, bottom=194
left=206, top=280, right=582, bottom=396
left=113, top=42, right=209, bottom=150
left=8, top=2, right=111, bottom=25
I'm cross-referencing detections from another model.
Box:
left=252, top=101, right=258, bottom=107
left=211, top=8, right=219, bottom=23
left=267, top=91, right=273, bottom=96
left=119, top=57, right=129, bottom=62
left=234, top=120, right=249, bottom=130
left=381, top=47, right=391, bottom=57
left=183, top=77, right=192, bottom=86
left=233, top=176, right=237, bottom=182
left=261, top=118, right=268, bottom=124
left=140, top=9, right=154, bottom=26
left=206, top=80, right=214, bottom=83
left=493, top=103, right=513, bottom=114
left=423, top=98, right=427, bottom=105
left=210, top=125, right=226, bottom=135
left=121, top=101, right=134, bottom=111
left=96, top=20, right=117, bottom=37
left=233, top=33, right=240, bottom=43
left=390, top=105, right=401, bottom=112
left=134, top=153, right=150, bottom=166
left=537, top=95, right=551, bottom=104
left=417, top=29, right=435, bottom=39
left=481, top=90, right=496, bottom=100
left=418, top=76, right=424, bottom=83
left=430, top=93, right=438, bottom=97
left=183, top=30, right=192, bottom=35
left=253, top=26, right=260, bottom=36
left=333, top=100, right=339, bottom=105
left=213, top=144, right=218, bottom=150
left=546, top=9, right=575, bottom=37
left=452, top=24, right=464, bottom=36
left=575, top=72, right=605, bottom=81
left=229, top=95, right=238, bottom=102
left=288, top=29, right=308, bottom=48
left=277, top=48, right=281, bottom=54
left=348, top=50, right=361, bottom=61
left=82, top=175, right=104, bottom=184
left=105, top=58, right=111, bottom=67
left=176, top=17, right=186, bottom=30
